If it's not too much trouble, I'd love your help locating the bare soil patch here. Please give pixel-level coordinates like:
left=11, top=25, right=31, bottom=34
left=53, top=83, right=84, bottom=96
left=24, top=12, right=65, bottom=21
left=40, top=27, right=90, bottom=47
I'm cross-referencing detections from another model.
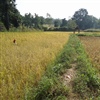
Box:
left=61, top=64, right=79, bottom=100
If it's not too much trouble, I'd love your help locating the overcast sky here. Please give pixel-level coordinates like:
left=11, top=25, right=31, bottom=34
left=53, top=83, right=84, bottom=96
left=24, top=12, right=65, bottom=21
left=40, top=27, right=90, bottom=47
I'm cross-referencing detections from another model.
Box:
left=16, top=0, right=100, bottom=19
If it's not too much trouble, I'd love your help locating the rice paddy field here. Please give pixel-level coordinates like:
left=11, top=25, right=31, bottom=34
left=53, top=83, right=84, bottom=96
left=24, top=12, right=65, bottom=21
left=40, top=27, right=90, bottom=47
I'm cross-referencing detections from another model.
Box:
left=0, top=32, right=70, bottom=100
left=79, top=35, right=100, bottom=71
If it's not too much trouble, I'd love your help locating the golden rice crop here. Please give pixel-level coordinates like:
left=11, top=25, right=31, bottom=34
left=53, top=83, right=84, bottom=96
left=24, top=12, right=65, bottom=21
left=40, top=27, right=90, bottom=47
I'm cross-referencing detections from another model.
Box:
left=0, top=32, right=70, bottom=100
left=79, top=36, right=100, bottom=71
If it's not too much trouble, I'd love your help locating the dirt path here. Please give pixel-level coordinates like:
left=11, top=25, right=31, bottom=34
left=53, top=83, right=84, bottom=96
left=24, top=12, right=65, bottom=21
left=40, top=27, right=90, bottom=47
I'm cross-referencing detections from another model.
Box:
left=61, top=64, right=79, bottom=100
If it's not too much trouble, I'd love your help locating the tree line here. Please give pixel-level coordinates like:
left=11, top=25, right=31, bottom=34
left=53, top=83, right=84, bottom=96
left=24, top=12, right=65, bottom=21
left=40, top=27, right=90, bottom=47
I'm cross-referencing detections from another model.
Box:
left=0, top=0, right=100, bottom=31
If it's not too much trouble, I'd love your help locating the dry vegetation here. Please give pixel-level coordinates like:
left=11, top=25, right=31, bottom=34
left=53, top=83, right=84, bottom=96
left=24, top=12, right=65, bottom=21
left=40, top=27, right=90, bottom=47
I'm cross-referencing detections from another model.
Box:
left=79, top=36, right=100, bottom=71
left=0, top=32, right=70, bottom=100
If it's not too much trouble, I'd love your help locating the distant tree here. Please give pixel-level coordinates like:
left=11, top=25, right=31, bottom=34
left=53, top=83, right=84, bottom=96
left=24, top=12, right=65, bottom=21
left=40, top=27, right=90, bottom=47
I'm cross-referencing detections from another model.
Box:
left=91, top=16, right=98, bottom=28
left=34, top=13, right=42, bottom=29
left=22, top=13, right=48, bottom=29
left=60, top=18, right=67, bottom=28
left=39, top=16, right=45, bottom=26
left=73, top=8, right=88, bottom=29
left=84, top=15, right=98, bottom=29
left=46, top=13, right=51, bottom=18
left=67, top=19, right=77, bottom=29
left=97, top=18, right=100, bottom=28
left=22, top=13, right=34, bottom=28
left=54, top=19, right=62, bottom=27
left=45, top=18, right=53, bottom=26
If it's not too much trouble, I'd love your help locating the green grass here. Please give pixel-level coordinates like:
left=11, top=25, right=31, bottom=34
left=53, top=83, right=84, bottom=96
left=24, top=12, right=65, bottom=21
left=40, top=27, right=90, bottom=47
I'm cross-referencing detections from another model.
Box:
left=77, top=32, right=100, bottom=37
left=84, top=29, right=100, bottom=32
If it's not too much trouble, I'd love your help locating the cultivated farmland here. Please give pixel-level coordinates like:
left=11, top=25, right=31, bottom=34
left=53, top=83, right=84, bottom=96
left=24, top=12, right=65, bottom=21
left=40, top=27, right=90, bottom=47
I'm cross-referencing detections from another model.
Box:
left=79, top=35, right=100, bottom=71
left=0, top=32, right=70, bottom=100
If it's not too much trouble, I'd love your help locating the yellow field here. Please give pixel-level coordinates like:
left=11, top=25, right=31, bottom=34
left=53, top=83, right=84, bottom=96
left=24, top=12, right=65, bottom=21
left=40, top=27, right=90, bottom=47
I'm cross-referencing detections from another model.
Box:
left=79, top=36, right=100, bottom=70
left=0, top=32, right=70, bottom=100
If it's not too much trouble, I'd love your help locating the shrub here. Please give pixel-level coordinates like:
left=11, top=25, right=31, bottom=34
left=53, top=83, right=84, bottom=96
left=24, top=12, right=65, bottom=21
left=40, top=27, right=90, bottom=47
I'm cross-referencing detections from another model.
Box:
left=84, top=29, right=100, bottom=32
left=0, top=22, right=6, bottom=31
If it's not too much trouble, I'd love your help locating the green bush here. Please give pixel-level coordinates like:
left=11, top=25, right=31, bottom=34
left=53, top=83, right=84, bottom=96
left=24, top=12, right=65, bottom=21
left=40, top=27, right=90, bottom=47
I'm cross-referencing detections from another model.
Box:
left=45, top=27, right=74, bottom=31
left=84, top=29, right=100, bottom=32
left=27, top=76, right=69, bottom=100
left=0, top=22, right=6, bottom=31
left=77, top=32, right=100, bottom=37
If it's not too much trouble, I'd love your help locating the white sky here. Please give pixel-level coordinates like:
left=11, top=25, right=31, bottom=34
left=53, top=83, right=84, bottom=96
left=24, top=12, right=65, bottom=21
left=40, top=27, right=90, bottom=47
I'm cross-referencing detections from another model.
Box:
left=16, top=0, right=100, bottom=19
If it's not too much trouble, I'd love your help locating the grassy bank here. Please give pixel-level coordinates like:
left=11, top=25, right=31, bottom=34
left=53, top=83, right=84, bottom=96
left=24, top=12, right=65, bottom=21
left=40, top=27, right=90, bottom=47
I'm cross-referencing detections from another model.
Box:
left=73, top=36, right=100, bottom=99
left=28, top=34, right=100, bottom=100
left=78, top=34, right=100, bottom=72
left=77, top=32, right=100, bottom=37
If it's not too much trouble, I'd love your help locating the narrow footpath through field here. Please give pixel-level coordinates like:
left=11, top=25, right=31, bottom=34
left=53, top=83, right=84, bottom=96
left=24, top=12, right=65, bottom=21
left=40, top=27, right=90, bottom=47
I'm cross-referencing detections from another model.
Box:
left=61, top=63, right=79, bottom=100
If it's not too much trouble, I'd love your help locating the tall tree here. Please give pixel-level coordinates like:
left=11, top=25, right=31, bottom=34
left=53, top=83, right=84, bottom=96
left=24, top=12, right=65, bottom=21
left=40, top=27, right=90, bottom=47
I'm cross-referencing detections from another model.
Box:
left=0, top=0, right=9, bottom=30
left=67, top=19, right=77, bottom=29
left=60, top=18, right=67, bottom=28
left=84, top=15, right=98, bottom=29
left=0, top=0, right=21, bottom=31
left=73, top=8, right=88, bottom=29
left=22, top=13, right=34, bottom=28
left=34, top=13, right=41, bottom=29
left=97, top=19, right=100, bottom=28
left=54, top=19, right=62, bottom=27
